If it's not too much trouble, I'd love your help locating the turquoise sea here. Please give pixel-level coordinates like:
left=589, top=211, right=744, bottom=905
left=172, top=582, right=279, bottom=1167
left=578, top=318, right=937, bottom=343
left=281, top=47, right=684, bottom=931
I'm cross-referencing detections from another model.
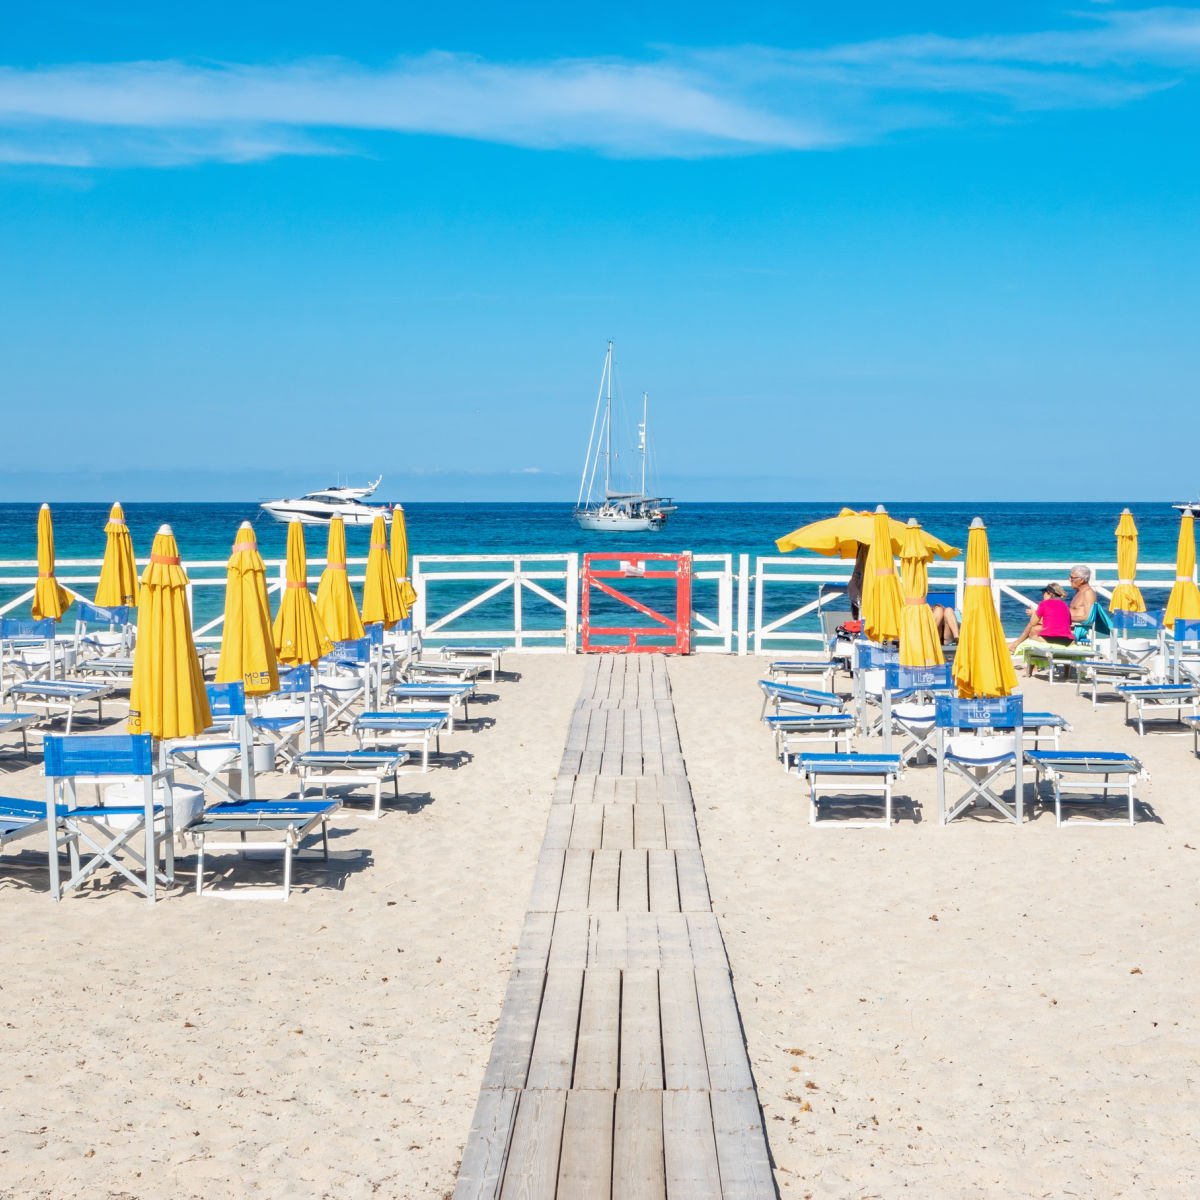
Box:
left=0, top=501, right=1188, bottom=640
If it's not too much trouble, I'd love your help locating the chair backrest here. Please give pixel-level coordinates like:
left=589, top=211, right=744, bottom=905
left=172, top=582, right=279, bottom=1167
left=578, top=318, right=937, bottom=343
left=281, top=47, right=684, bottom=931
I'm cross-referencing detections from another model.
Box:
left=277, top=665, right=314, bottom=694
left=73, top=600, right=132, bottom=628
left=331, top=638, right=371, bottom=665
left=363, top=622, right=385, bottom=647
left=884, top=663, right=952, bottom=692
left=44, top=733, right=155, bottom=778
left=857, top=642, right=899, bottom=671
left=1173, top=618, right=1200, bottom=644
left=1113, top=609, right=1163, bottom=634
left=0, top=617, right=55, bottom=641
left=926, top=588, right=958, bottom=612
left=935, top=695, right=1023, bottom=730
left=206, top=681, right=247, bottom=718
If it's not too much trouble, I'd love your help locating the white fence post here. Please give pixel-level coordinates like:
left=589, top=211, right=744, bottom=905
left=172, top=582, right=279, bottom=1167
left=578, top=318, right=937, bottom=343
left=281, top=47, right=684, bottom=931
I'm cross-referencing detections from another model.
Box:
left=513, top=557, right=524, bottom=651
left=737, top=554, right=750, bottom=656
left=566, top=553, right=579, bottom=654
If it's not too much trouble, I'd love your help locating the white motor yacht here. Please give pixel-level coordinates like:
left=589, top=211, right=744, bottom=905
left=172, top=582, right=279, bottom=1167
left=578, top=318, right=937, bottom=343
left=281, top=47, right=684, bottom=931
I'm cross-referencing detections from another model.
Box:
left=260, top=477, right=390, bottom=526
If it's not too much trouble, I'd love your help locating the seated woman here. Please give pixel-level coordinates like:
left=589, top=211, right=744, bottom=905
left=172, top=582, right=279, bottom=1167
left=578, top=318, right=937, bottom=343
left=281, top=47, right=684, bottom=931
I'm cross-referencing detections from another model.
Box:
left=931, top=604, right=959, bottom=645
left=1010, top=582, right=1073, bottom=676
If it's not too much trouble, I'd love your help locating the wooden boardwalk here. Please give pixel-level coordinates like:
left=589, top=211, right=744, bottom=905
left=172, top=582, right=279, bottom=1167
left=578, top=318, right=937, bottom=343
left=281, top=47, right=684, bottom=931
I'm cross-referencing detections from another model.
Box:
left=454, top=655, right=775, bottom=1199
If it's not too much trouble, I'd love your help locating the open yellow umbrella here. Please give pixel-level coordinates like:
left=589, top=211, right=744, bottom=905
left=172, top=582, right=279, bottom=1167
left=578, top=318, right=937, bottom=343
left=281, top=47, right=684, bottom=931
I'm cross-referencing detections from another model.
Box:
left=94, top=502, right=139, bottom=608
left=31, top=503, right=72, bottom=620
left=361, top=513, right=404, bottom=629
left=861, top=506, right=904, bottom=643
left=1164, top=512, right=1200, bottom=629
left=898, top=519, right=944, bottom=667
left=389, top=505, right=418, bottom=618
left=952, top=517, right=1018, bottom=698
left=128, top=525, right=211, bottom=738
left=776, top=507, right=960, bottom=560
left=316, top=517, right=365, bottom=642
left=1109, top=509, right=1146, bottom=614
left=273, top=519, right=333, bottom=666
left=216, top=522, right=279, bottom=696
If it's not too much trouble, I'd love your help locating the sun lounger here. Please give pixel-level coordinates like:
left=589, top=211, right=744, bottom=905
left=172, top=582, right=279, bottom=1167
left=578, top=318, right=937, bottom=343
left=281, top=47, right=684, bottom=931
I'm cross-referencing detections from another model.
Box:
left=1020, top=639, right=1094, bottom=683
left=935, top=695, right=1025, bottom=824
left=1075, top=659, right=1151, bottom=708
left=404, top=659, right=484, bottom=683
left=795, top=753, right=903, bottom=828
left=0, top=795, right=65, bottom=855
left=766, top=712, right=855, bottom=765
left=1116, top=683, right=1200, bottom=736
left=387, top=681, right=474, bottom=731
left=187, top=798, right=340, bottom=901
left=7, top=679, right=113, bottom=733
left=296, top=749, right=410, bottom=819
left=757, top=680, right=847, bottom=721
left=1022, top=712, right=1070, bottom=750
left=1024, top=750, right=1146, bottom=827
left=0, top=712, right=39, bottom=757
left=437, top=644, right=502, bottom=681
left=353, top=711, right=448, bottom=771
left=766, top=659, right=838, bottom=692
left=71, top=655, right=134, bottom=689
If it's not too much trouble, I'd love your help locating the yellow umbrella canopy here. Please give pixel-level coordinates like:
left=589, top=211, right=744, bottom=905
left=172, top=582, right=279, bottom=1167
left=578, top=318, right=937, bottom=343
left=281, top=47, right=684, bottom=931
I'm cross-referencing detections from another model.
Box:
left=316, top=517, right=366, bottom=642
left=776, top=507, right=960, bottom=560
left=128, top=525, right=212, bottom=738
left=389, top=505, right=418, bottom=618
left=94, top=501, right=139, bottom=608
left=861, top=506, right=904, bottom=643
left=273, top=520, right=334, bottom=666
left=898, top=519, right=944, bottom=667
left=31, top=503, right=72, bottom=621
left=1109, top=509, right=1146, bottom=615
left=215, top=521, right=280, bottom=696
left=1164, top=512, right=1200, bottom=629
left=952, top=518, right=1018, bottom=699
left=361, top=513, right=404, bottom=629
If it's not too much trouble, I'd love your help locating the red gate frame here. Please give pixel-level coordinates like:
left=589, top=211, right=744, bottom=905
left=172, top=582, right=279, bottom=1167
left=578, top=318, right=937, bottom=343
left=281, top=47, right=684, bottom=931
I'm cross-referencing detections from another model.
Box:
left=580, top=552, right=692, bottom=654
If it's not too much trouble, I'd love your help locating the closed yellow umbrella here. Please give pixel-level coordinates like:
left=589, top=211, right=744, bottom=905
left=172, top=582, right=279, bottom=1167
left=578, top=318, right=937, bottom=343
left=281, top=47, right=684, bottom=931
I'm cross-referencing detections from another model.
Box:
left=361, top=513, right=404, bottom=629
left=952, top=517, right=1018, bottom=698
left=776, top=507, right=960, bottom=560
left=898, top=519, right=944, bottom=667
left=32, top=503, right=72, bottom=620
left=216, top=521, right=279, bottom=696
left=128, top=525, right=212, bottom=738
left=95, top=502, right=139, bottom=608
left=861, top=506, right=904, bottom=643
left=273, top=519, right=333, bottom=666
left=316, top=517, right=365, bottom=641
left=1164, top=512, right=1200, bottom=629
left=1109, top=509, right=1146, bottom=614
left=389, top=505, right=418, bottom=617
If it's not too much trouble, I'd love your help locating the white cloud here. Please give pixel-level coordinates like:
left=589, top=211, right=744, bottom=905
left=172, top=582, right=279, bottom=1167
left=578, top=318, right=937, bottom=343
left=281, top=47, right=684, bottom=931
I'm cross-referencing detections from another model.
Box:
left=0, top=7, right=1197, bottom=167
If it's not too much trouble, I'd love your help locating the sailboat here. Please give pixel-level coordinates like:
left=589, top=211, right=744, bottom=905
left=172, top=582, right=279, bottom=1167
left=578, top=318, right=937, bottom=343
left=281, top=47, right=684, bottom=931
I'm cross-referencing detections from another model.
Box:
left=574, top=341, right=677, bottom=532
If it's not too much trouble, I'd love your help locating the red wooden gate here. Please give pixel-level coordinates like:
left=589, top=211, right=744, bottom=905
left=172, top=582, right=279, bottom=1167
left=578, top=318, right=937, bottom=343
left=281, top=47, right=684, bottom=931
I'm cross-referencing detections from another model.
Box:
left=580, top=552, right=692, bottom=654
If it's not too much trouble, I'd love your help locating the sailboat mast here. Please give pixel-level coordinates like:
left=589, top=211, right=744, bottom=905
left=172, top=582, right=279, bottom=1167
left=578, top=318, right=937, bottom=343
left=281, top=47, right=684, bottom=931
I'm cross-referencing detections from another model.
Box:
left=640, top=391, right=648, bottom=497
left=604, top=340, right=613, bottom=498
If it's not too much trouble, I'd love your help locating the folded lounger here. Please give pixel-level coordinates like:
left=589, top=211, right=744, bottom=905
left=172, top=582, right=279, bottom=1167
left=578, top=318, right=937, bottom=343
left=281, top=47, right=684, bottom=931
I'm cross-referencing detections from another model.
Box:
left=353, top=711, right=448, bottom=771
left=1024, top=750, right=1146, bottom=827
left=0, top=795, right=65, bottom=854
left=1074, top=660, right=1151, bottom=709
left=1116, top=684, right=1200, bottom=736
left=765, top=712, right=856, bottom=766
left=766, top=659, right=838, bottom=691
left=0, top=712, right=40, bottom=756
left=387, top=682, right=474, bottom=731
left=1022, top=712, right=1070, bottom=750
left=188, top=798, right=341, bottom=901
left=6, top=680, right=113, bottom=734
left=295, top=749, right=410, bottom=820
left=436, top=645, right=502, bottom=681
left=757, top=680, right=847, bottom=721
left=795, top=753, right=903, bottom=828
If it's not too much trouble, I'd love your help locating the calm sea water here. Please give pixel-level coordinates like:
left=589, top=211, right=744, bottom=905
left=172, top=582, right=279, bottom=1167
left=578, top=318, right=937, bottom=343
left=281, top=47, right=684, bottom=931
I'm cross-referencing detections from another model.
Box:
left=0, top=501, right=1186, bottom=640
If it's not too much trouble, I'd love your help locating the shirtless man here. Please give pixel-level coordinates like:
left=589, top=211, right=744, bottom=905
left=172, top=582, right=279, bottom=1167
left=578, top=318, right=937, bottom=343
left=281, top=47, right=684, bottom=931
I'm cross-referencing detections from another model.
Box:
left=1068, top=565, right=1097, bottom=626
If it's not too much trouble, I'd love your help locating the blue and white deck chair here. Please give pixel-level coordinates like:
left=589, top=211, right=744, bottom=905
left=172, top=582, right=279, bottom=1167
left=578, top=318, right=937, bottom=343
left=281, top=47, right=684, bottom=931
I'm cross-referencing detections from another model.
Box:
left=319, top=637, right=376, bottom=725
left=251, top=665, right=325, bottom=771
left=0, top=617, right=58, bottom=688
left=164, top=682, right=255, bottom=804
left=853, top=642, right=900, bottom=734
left=757, top=679, right=848, bottom=721
left=1110, top=609, right=1164, bottom=676
left=880, top=663, right=954, bottom=765
left=71, top=599, right=135, bottom=663
left=44, top=733, right=175, bottom=903
left=1169, top=618, right=1200, bottom=684
left=935, top=695, right=1025, bottom=825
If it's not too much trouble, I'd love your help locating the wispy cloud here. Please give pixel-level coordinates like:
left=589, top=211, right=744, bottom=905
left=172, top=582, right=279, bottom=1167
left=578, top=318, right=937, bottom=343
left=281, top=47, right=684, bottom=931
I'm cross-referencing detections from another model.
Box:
left=0, top=6, right=1198, bottom=167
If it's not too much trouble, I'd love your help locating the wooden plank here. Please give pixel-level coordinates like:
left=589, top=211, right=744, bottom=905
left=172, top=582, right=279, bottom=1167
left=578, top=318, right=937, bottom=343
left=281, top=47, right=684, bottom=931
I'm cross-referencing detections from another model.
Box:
left=572, top=774, right=597, bottom=805
left=569, top=805, right=604, bottom=850
left=572, top=967, right=621, bottom=1090
left=482, top=970, right=546, bottom=1089
left=619, top=969, right=663, bottom=1091
left=662, top=1089, right=722, bottom=1199
left=655, top=914, right=692, bottom=968
left=618, top=849, right=649, bottom=914
left=687, top=913, right=728, bottom=972
left=662, top=805, right=700, bottom=850
left=659, top=967, right=709, bottom=1091
left=556, top=1089, right=615, bottom=1199
left=614, top=776, right=638, bottom=805
left=454, top=1087, right=520, bottom=1200
left=647, top=849, right=680, bottom=914
left=547, top=912, right=590, bottom=970
left=709, top=1089, right=776, bottom=1199
left=513, top=912, right=555, bottom=972
left=590, top=912, right=627, bottom=969
left=694, top=968, right=754, bottom=1092
left=542, top=805, right=574, bottom=850
left=587, top=849, right=621, bottom=913
left=634, top=803, right=666, bottom=849
left=499, top=1088, right=567, bottom=1200
left=525, top=969, right=585, bottom=1091
left=528, top=848, right=566, bottom=913
left=602, top=803, right=634, bottom=850
left=612, top=1084, right=666, bottom=1200
left=556, top=848, right=593, bottom=912
left=624, top=912, right=661, bottom=971
left=675, top=849, right=711, bottom=911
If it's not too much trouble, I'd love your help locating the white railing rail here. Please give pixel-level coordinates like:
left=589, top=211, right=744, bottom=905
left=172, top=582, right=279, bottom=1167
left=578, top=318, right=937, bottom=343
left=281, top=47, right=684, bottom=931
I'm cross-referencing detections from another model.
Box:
left=690, top=553, right=734, bottom=654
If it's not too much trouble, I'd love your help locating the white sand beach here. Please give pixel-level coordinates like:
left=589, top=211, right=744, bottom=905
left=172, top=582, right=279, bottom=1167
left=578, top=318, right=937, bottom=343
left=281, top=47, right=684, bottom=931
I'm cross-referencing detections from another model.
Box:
left=1, top=652, right=1198, bottom=1198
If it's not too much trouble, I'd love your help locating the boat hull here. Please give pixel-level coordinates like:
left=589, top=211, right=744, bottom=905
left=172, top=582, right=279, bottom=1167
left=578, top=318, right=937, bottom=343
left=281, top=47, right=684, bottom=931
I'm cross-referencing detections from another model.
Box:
left=260, top=501, right=389, bottom=526
left=575, top=512, right=665, bottom=532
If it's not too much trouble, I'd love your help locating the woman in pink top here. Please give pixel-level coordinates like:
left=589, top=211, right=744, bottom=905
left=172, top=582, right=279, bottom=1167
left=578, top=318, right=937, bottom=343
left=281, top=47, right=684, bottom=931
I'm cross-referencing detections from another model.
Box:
left=1010, top=582, right=1074, bottom=673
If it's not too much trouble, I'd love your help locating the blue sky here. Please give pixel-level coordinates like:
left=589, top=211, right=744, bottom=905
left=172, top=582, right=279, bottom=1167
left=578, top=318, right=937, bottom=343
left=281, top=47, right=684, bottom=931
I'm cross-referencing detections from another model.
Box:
left=1, top=2, right=1198, bottom=502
